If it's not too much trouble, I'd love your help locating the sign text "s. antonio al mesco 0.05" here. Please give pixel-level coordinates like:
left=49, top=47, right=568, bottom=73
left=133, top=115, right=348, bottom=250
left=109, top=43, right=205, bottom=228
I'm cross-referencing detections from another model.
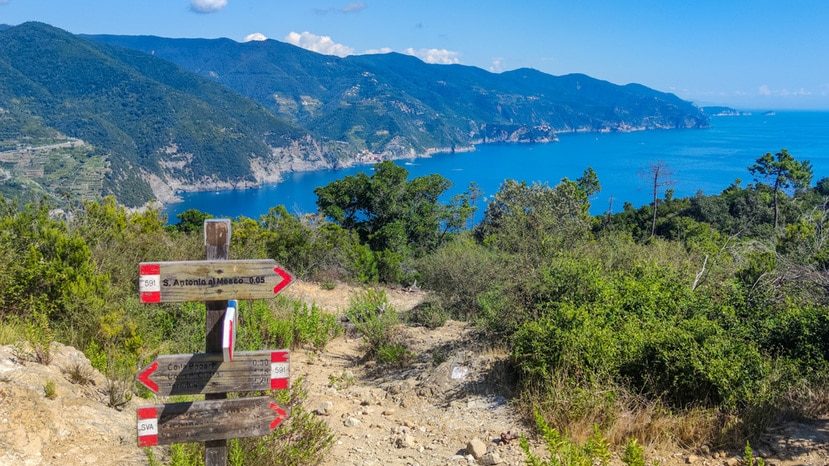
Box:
left=139, top=259, right=292, bottom=303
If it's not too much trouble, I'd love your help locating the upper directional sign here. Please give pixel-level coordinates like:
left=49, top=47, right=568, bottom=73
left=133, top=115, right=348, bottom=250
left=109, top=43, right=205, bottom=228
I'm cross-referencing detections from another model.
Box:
left=138, top=259, right=293, bottom=303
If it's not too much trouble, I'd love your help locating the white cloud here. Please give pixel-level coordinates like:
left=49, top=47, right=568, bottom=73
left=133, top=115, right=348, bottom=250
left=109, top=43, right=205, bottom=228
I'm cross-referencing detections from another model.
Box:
left=314, top=2, right=367, bottom=15
left=341, top=2, right=367, bottom=13
left=403, top=48, right=460, bottom=65
left=363, top=47, right=393, bottom=55
left=284, top=31, right=354, bottom=57
left=758, top=84, right=813, bottom=97
left=489, top=58, right=504, bottom=73
left=243, top=32, right=267, bottom=42
left=190, top=0, right=227, bottom=13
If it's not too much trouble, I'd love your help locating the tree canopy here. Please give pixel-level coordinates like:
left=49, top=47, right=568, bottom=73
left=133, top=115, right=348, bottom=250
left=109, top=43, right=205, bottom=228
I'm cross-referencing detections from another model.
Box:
left=749, top=149, right=813, bottom=229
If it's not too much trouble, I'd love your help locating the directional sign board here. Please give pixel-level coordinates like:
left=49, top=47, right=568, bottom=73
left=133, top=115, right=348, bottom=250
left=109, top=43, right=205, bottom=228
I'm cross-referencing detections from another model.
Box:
left=137, top=397, right=288, bottom=447
left=137, top=350, right=290, bottom=396
left=138, top=260, right=293, bottom=303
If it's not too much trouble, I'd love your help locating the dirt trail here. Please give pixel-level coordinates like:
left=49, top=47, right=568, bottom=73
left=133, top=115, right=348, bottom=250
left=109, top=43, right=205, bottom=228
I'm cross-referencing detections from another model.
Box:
left=292, top=321, right=527, bottom=465
left=289, top=281, right=527, bottom=465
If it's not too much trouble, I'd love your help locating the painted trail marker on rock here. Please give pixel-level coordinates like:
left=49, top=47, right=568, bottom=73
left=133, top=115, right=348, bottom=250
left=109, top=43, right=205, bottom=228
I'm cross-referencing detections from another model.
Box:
left=138, top=259, right=293, bottom=303
left=136, top=350, right=290, bottom=396
left=137, top=397, right=288, bottom=447
left=136, top=219, right=294, bottom=466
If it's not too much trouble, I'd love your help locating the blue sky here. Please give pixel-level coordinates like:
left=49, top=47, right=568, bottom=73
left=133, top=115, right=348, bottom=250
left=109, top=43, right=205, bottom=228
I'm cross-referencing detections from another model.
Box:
left=2, top=0, right=828, bottom=109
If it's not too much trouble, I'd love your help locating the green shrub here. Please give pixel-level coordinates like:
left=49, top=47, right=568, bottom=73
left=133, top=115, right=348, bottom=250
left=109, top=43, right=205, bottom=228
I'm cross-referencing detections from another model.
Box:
left=237, top=298, right=341, bottom=352
left=621, top=316, right=770, bottom=408
left=407, top=298, right=448, bottom=329
left=621, top=438, right=645, bottom=466
left=376, top=342, right=412, bottom=366
left=263, top=206, right=373, bottom=282
left=18, top=311, right=54, bottom=365
left=43, top=380, right=57, bottom=399
left=519, top=410, right=611, bottom=466
left=0, top=317, right=24, bottom=345
left=512, top=304, right=619, bottom=384
left=743, top=441, right=766, bottom=466
left=477, top=179, right=592, bottom=260
left=346, top=289, right=410, bottom=363
left=291, top=302, right=342, bottom=351
left=416, top=235, right=504, bottom=318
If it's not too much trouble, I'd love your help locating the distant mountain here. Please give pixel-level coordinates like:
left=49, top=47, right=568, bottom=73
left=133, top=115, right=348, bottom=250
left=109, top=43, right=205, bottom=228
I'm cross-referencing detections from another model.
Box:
left=700, top=106, right=749, bottom=117
left=0, top=22, right=708, bottom=207
left=0, top=22, right=323, bottom=206
left=90, top=34, right=708, bottom=155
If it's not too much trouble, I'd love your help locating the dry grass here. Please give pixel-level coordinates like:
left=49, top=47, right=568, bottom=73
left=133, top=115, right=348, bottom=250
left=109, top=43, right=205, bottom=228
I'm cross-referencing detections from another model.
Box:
left=518, top=376, right=753, bottom=452
left=63, top=362, right=95, bottom=386
left=0, top=318, right=24, bottom=345
left=103, top=377, right=132, bottom=410
left=521, top=374, right=829, bottom=456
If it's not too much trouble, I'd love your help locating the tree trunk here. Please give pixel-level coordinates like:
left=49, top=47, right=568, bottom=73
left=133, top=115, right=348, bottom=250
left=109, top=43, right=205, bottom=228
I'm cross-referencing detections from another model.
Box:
left=650, top=169, right=659, bottom=238
left=773, top=177, right=780, bottom=230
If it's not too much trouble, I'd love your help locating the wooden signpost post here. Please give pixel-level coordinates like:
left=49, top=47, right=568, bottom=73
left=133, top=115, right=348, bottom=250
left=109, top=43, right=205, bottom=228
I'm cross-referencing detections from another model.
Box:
left=136, top=219, right=294, bottom=466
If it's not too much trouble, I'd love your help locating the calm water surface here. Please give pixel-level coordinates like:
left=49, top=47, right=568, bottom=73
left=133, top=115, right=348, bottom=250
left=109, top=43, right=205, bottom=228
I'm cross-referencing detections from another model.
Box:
left=165, top=112, right=829, bottom=223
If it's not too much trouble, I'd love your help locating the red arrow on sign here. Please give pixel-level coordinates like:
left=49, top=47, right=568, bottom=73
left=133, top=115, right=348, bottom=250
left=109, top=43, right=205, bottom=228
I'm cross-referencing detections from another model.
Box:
left=269, top=402, right=288, bottom=429
left=273, top=266, right=293, bottom=295
left=137, top=361, right=159, bottom=394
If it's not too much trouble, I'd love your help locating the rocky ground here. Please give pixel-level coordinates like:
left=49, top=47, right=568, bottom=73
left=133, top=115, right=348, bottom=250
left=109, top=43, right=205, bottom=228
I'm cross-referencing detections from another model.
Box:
left=296, top=320, right=527, bottom=466
left=0, top=343, right=144, bottom=465
left=0, top=281, right=827, bottom=465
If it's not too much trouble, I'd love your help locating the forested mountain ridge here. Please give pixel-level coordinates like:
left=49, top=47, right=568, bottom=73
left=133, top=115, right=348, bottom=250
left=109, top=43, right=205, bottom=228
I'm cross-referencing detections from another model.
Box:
left=90, top=33, right=708, bottom=155
left=1, top=22, right=707, bottom=207
left=0, top=22, right=328, bottom=206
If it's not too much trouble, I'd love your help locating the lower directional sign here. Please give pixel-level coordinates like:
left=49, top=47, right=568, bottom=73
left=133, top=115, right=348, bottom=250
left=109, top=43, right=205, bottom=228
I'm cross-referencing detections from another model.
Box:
left=137, top=397, right=288, bottom=446
left=137, top=350, right=290, bottom=396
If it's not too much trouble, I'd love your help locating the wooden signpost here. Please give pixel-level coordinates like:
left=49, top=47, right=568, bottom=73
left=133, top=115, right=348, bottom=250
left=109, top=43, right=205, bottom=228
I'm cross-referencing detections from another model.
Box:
left=136, top=219, right=294, bottom=466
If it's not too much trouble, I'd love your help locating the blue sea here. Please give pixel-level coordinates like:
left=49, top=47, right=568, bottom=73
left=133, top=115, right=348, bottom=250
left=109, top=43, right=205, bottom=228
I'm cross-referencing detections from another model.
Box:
left=165, top=112, right=829, bottom=223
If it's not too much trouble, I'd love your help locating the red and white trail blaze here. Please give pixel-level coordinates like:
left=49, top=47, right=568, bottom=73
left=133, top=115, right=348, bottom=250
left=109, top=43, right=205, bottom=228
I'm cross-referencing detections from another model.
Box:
left=270, top=351, right=289, bottom=390
left=136, top=407, right=159, bottom=447
left=138, top=263, right=161, bottom=303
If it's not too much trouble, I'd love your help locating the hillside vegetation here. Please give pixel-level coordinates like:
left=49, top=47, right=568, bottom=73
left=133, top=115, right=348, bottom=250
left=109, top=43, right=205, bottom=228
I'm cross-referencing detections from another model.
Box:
left=1, top=148, right=827, bottom=462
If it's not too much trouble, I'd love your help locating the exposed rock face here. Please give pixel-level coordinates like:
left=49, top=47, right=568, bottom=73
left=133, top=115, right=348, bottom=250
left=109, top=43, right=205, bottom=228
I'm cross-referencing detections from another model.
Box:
left=0, top=343, right=145, bottom=466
